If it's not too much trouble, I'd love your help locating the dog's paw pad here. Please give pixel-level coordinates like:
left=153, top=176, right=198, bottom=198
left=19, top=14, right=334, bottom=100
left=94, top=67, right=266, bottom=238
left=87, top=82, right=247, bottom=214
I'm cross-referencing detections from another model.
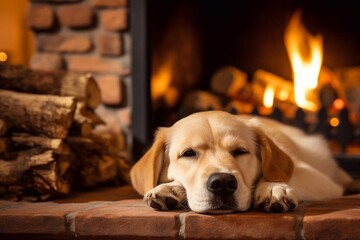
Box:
left=257, top=198, right=269, bottom=211
left=255, top=183, right=298, bottom=213
left=270, top=202, right=284, bottom=213
left=144, top=184, right=186, bottom=211
left=150, top=200, right=162, bottom=210
left=164, top=197, right=178, bottom=210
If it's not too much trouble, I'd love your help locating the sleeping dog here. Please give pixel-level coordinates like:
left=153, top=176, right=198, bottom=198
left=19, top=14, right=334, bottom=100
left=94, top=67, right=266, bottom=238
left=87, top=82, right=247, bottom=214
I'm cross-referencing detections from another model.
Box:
left=130, top=111, right=356, bottom=213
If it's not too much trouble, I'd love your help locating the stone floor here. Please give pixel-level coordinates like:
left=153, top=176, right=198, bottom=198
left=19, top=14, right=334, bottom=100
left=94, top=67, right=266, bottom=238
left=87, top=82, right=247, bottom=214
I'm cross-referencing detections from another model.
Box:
left=0, top=185, right=359, bottom=240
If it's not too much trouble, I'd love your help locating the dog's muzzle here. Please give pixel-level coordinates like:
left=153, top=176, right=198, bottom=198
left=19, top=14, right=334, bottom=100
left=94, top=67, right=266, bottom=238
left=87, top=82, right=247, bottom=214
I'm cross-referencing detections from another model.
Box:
left=207, top=173, right=238, bottom=197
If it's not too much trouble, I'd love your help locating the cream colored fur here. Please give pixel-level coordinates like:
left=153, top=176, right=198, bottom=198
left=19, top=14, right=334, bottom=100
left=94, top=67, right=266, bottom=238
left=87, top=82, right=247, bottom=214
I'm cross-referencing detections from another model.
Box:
left=130, top=111, right=353, bottom=213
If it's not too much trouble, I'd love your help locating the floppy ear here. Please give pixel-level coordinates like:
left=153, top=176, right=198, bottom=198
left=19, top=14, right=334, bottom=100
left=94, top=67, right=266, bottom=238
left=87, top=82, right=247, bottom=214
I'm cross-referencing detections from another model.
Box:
left=254, top=129, right=294, bottom=183
left=130, top=128, right=168, bottom=196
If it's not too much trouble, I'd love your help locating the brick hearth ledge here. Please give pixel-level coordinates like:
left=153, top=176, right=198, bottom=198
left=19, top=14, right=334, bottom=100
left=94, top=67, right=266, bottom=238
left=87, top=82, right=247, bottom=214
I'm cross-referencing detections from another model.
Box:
left=0, top=185, right=359, bottom=240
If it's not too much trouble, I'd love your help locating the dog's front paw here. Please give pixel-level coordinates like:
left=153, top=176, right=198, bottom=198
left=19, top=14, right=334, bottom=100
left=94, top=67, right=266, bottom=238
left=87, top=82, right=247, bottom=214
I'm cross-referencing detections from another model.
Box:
left=254, top=182, right=298, bottom=213
left=144, top=183, right=186, bottom=211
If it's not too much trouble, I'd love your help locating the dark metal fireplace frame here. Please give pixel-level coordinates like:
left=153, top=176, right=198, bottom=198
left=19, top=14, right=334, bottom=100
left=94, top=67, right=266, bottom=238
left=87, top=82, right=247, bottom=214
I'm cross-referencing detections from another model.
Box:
left=131, top=0, right=152, bottom=160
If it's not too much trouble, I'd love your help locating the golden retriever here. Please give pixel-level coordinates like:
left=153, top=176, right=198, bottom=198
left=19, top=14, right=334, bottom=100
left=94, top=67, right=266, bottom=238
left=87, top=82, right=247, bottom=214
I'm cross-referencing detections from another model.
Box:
left=130, top=111, right=354, bottom=213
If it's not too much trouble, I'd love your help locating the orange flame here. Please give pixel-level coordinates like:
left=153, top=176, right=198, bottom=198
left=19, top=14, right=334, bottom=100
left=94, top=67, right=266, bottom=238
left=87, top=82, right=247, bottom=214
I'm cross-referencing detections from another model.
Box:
left=263, top=86, right=275, bottom=108
left=151, top=59, right=172, bottom=102
left=285, top=11, right=323, bottom=111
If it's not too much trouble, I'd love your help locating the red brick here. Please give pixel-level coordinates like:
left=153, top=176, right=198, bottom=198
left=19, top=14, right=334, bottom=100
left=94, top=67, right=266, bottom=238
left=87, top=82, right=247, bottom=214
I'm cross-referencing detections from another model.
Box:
left=37, top=34, right=92, bottom=53
left=92, top=0, right=128, bottom=8
left=110, top=199, right=145, bottom=206
left=58, top=5, right=95, bottom=28
left=95, top=74, right=123, bottom=105
left=54, top=185, right=140, bottom=203
left=27, top=4, right=55, bottom=30
left=96, top=33, right=123, bottom=56
left=100, top=9, right=128, bottom=31
left=73, top=201, right=180, bottom=238
left=30, top=53, right=63, bottom=71
left=0, top=201, right=90, bottom=236
left=184, top=211, right=297, bottom=239
left=67, top=56, right=130, bottom=75
left=0, top=200, right=22, bottom=210
left=0, top=193, right=360, bottom=239
left=304, top=195, right=360, bottom=210
left=304, top=209, right=360, bottom=240
left=303, top=195, right=360, bottom=240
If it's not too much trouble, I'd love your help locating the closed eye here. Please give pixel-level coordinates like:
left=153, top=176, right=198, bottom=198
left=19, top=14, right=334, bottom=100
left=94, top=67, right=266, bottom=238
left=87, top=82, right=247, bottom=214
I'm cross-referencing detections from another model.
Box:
left=232, top=148, right=249, bottom=157
left=180, top=148, right=197, bottom=158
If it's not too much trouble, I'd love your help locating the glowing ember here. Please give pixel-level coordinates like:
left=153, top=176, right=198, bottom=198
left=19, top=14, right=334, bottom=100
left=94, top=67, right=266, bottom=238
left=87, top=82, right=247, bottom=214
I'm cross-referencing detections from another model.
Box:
left=0, top=52, right=7, bottom=62
left=278, top=89, right=289, bottom=101
left=284, top=10, right=323, bottom=111
left=330, top=117, right=340, bottom=127
left=333, top=98, right=345, bottom=110
left=151, top=59, right=174, bottom=106
left=263, top=86, right=275, bottom=108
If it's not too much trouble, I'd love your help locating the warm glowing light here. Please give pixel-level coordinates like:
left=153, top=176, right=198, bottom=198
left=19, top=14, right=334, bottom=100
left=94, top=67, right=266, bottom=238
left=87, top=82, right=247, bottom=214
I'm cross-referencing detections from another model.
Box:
left=0, top=52, right=8, bottom=62
left=278, top=89, right=289, bottom=101
left=263, top=86, right=275, bottom=108
left=285, top=11, right=323, bottom=111
left=333, top=98, right=345, bottom=110
left=330, top=117, right=340, bottom=127
left=151, top=60, right=173, bottom=103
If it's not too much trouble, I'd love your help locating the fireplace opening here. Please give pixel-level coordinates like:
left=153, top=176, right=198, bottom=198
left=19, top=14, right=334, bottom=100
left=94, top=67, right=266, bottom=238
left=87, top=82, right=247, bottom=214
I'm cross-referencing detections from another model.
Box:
left=132, top=0, right=360, bottom=174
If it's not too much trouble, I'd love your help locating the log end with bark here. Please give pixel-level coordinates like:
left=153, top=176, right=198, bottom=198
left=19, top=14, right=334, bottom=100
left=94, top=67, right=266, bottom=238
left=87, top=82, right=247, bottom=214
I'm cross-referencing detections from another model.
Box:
left=0, top=149, right=75, bottom=201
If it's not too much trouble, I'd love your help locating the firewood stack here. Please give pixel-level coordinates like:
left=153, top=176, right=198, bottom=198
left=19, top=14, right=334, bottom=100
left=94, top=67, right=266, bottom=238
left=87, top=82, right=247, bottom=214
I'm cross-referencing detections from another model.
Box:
left=0, top=64, right=131, bottom=201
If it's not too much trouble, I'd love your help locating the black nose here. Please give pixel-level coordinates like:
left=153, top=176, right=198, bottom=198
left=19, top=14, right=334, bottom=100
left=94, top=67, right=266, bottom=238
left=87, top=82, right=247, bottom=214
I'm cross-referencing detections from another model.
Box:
left=207, top=173, right=238, bottom=197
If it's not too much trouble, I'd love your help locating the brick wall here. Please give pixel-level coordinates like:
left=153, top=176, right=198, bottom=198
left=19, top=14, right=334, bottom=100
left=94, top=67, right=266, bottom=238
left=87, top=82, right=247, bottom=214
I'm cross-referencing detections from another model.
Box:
left=26, top=0, right=132, bottom=155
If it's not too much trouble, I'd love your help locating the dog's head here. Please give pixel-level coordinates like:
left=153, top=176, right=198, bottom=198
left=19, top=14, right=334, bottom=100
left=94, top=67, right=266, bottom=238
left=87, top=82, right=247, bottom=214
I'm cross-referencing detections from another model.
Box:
left=130, top=111, right=294, bottom=213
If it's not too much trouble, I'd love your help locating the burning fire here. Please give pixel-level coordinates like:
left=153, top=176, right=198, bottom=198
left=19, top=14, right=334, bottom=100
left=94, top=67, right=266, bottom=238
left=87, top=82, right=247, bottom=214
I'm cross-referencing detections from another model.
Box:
left=151, top=58, right=179, bottom=108
left=285, top=10, right=323, bottom=111
left=263, top=86, right=275, bottom=108
left=151, top=59, right=172, bottom=102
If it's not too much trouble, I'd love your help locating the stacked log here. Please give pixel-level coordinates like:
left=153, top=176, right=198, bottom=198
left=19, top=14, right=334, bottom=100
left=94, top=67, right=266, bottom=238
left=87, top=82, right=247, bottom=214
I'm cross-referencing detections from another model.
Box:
left=0, top=64, right=130, bottom=201
left=176, top=65, right=349, bottom=123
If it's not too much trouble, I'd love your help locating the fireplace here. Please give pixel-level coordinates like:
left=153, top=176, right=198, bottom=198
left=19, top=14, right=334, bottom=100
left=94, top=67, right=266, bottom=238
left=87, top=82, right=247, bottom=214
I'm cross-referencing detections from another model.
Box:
left=131, top=0, right=360, bottom=177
